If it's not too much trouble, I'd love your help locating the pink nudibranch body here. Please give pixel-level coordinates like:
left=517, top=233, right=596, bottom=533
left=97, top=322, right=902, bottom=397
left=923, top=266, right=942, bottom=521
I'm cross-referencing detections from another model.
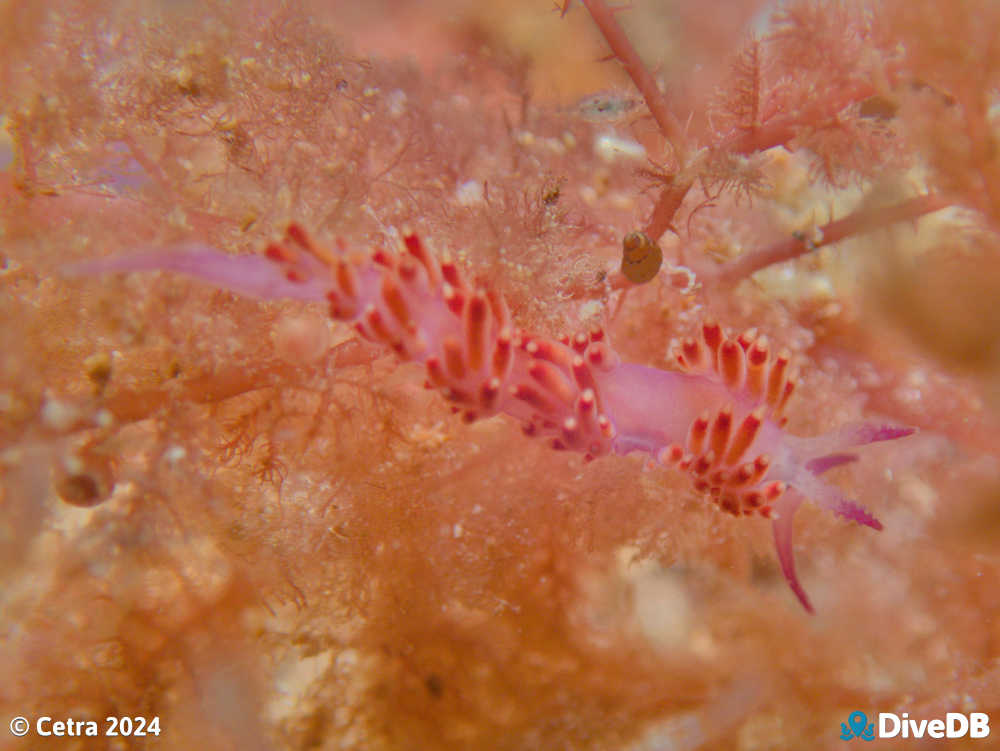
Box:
left=77, top=225, right=914, bottom=612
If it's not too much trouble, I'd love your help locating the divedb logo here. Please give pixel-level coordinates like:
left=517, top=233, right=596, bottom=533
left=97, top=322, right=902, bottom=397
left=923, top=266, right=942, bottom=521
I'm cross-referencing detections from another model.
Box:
left=841, top=710, right=990, bottom=741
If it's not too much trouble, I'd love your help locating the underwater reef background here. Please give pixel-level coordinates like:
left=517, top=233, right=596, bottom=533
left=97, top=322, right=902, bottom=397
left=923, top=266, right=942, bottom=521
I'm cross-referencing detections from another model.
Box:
left=2, top=1, right=999, bottom=749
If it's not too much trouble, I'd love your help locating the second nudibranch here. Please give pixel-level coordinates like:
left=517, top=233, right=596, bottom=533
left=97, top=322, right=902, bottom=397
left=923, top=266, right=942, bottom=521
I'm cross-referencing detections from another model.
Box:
left=80, top=225, right=914, bottom=612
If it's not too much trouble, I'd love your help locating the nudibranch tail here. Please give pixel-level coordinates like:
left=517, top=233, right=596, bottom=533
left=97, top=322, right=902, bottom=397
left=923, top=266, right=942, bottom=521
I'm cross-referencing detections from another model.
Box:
left=76, top=225, right=916, bottom=611
left=65, top=244, right=332, bottom=302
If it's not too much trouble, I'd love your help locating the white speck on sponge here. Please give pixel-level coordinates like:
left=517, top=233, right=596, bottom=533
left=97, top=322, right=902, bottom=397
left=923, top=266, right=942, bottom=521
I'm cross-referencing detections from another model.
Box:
left=41, top=397, right=80, bottom=431
left=455, top=179, right=484, bottom=206
left=386, top=89, right=407, bottom=118
left=594, top=133, right=646, bottom=163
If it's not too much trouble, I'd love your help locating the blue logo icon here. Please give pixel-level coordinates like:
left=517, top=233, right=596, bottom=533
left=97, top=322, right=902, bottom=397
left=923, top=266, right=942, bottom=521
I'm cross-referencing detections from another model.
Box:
left=841, top=711, right=875, bottom=741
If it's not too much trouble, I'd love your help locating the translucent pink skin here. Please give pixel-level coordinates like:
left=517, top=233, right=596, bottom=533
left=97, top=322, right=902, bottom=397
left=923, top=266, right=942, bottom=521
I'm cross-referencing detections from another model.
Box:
left=67, top=246, right=332, bottom=302
left=73, top=238, right=915, bottom=612
left=593, top=360, right=910, bottom=612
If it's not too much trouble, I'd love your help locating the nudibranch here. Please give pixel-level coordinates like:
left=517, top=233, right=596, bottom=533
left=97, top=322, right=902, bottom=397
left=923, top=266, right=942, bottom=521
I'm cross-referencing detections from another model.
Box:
left=77, top=225, right=914, bottom=611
